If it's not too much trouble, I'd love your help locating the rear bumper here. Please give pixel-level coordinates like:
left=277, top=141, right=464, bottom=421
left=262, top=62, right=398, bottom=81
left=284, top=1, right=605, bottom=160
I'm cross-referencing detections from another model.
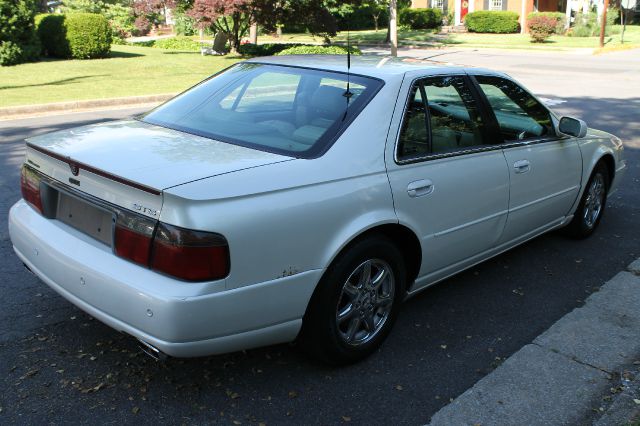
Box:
left=9, top=200, right=321, bottom=357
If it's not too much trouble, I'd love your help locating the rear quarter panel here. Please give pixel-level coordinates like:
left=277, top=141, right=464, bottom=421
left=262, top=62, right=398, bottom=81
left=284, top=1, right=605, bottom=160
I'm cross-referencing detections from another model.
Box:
left=161, top=78, right=404, bottom=290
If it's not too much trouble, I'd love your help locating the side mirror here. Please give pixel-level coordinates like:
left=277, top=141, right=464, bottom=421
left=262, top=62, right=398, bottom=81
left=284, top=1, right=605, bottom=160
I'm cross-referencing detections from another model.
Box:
left=559, top=116, right=588, bottom=138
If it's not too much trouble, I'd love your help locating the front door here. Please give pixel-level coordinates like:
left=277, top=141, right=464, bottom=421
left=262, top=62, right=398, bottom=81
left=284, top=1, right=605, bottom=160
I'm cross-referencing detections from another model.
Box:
left=386, top=75, right=510, bottom=285
left=472, top=74, right=583, bottom=243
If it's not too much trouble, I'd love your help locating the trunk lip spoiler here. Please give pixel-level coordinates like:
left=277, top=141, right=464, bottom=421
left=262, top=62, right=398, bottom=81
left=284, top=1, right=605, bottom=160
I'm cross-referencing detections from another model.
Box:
left=26, top=142, right=162, bottom=196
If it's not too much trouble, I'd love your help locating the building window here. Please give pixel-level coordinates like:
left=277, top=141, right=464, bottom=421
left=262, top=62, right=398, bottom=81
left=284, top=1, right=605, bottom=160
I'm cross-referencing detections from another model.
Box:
left=490, top=0, right=503, bottom=10
left=432, top=0, right=445, bottom=11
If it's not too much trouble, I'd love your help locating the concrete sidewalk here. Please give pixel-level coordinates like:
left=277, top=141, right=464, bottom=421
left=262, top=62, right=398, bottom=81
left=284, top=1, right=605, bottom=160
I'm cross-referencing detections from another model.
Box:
left=428, top=260, right=640, bottom=426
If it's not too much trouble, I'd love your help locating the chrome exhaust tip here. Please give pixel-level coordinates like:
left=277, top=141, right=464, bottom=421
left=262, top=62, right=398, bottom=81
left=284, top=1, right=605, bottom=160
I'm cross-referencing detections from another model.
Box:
left=137, top=338, right=168, bottom=361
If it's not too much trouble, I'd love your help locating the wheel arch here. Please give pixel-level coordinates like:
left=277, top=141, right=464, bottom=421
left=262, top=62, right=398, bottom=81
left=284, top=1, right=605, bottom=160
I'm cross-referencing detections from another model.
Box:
left=317, top=222, right=422, bottom=297
left=570, top=143, right=616, bottom=215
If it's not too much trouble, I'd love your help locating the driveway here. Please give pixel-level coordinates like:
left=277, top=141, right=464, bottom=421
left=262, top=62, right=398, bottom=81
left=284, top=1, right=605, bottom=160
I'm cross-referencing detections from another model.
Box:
left=0, top=48, right=638, bottom=425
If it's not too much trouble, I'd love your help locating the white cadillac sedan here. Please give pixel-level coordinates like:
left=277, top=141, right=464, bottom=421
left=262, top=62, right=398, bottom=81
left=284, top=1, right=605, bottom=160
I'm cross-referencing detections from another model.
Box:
left=9, top=56, right=625, bottom=364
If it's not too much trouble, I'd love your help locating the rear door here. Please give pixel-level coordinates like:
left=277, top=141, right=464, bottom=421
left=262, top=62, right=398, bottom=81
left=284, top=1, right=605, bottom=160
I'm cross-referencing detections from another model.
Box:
left=471, top=74, right=582, bottom=243
left=385, top=74, right=510, bottom=285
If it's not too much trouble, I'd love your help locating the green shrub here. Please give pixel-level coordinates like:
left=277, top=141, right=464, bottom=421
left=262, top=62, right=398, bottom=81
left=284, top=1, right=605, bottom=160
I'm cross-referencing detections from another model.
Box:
left=399, top=8, right=443, bottom=29
left=464, top=11, right=520, bottom=33
left=36, top=14, right=68, bottom=57
left=528, top=15, right=556, bottom=42
left=0, top=0, right=41, bottom=66
left=104, top=3, right=135, bottom=39
left=275, top=45, right=361, bottom=55
left=128, top=39, right=156, bottom=47
left=238, top=43, right=302, bottom=56
left=173, top=12, right=197, bottom=36
left=35, top=13, right=111, bottom=59
left=153, top=36, right=201, bottom=51
left=527, top=12, right=565, bottom=34
left=65, top=13, right=111, bottom=58
left=568, top=10, right=617, bottom=37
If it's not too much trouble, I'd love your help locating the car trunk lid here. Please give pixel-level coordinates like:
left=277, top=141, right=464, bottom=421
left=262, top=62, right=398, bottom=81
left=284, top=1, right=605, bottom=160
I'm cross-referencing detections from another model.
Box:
left=25, top=119, right=293, bottom=218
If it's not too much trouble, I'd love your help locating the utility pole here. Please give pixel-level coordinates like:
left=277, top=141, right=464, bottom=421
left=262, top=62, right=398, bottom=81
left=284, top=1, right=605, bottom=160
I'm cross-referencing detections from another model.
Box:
left=599, top=0, right=610, bottom=48
left=390, top=0, right=398, bottom=57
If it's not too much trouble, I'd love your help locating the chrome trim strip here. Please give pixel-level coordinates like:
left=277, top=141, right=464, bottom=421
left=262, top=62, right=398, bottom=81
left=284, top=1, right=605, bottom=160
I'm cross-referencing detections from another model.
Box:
left=508, top=185, right=580, bottom=213
left=434, top=209, right=508, bottom=237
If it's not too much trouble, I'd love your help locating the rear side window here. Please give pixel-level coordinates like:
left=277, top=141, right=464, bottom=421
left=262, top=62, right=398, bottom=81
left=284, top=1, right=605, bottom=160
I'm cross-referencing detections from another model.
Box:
left=143, top=63, right=382, bottom=158
left=397, top=75, right=488, bottom=161
left=475, top=75, right=553, bottom=141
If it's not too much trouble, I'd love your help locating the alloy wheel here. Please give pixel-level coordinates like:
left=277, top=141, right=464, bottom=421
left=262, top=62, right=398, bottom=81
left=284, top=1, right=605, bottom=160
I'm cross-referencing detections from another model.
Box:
left=335, top=259, right=395, bottom=346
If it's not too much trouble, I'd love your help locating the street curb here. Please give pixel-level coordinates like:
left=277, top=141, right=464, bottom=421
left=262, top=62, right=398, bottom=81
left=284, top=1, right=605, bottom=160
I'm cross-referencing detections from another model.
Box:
left=427, top=258, right=640, bottom=426
left=0, top=93, right=175, bottom=120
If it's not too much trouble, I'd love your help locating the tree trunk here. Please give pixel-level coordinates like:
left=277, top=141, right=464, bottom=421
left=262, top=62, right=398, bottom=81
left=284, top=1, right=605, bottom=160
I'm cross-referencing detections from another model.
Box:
left=373, top=14, right=380, bottom=32
left=389, top=0, right=398, bottom=57
left=249, top=22, right=258, bottom=44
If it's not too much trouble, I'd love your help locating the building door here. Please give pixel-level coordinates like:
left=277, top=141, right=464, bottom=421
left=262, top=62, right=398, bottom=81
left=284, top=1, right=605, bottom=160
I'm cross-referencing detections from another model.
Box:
left=461, top=0, right=469, bottom=20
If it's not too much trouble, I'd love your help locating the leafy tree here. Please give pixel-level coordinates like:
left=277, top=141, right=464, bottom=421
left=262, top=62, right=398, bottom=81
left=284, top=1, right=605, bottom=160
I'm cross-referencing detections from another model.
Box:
left=186, top=0, right=337, bottom=52
left=132, top=0, right=175, bottom=34
left=0, top=0, right=41, bottom=65
left=62, top=0, right=106, bottom=13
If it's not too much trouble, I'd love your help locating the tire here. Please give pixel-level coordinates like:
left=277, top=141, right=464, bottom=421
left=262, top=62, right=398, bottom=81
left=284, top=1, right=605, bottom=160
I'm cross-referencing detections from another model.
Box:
left=564, top=162, right=609, bottom=239
left=299, top=236, right=406, bottom=365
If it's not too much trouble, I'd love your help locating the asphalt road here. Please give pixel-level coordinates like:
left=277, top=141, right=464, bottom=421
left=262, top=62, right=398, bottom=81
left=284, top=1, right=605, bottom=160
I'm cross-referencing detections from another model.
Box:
left=0, top=49, right=638, bottom=425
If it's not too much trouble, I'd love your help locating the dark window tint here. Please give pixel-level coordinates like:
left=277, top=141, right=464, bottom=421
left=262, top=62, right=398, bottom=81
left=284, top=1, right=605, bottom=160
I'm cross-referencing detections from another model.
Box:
left=475, top=75, right=553, bottom=141
left=397, top=75, right=487, bottom=161
left=142, top=63, right=381, bottom=158
left=397, top=85, right=429, bottom=159
left=424, top=76, right=485, bottom=154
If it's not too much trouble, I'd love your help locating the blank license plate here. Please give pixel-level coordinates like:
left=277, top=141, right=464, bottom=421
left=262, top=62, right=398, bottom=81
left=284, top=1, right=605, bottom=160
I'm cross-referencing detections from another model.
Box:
left=56, top=191, right=114, bottom=246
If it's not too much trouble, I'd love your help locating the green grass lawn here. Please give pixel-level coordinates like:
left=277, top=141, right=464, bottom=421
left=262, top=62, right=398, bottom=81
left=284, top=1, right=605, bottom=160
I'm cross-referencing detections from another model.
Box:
left=2, top=25, right=638, bottom=108
left=260, top=24, right=640, bottom=50
left=0, top=45, right=241, bottom=108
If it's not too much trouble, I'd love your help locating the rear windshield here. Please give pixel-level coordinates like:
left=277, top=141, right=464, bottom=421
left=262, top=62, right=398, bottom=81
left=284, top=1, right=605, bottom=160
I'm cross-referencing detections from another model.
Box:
left=142, top=63, right=383, bottom=158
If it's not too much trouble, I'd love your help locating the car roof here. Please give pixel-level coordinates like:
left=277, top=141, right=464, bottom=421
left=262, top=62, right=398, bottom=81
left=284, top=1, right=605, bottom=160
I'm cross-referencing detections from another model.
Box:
left=246, top=54, right=504, bottom=82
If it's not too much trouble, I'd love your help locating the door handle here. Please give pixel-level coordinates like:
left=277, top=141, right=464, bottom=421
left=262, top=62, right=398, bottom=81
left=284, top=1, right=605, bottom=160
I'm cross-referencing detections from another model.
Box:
left=407, top=179, right=434, bottom=198
left=513, top=160, right=531, bottom=174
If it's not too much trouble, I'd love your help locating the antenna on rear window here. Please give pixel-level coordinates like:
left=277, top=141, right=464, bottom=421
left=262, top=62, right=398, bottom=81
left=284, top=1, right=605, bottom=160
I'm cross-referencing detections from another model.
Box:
left=342, top=22, right=353, bottom=121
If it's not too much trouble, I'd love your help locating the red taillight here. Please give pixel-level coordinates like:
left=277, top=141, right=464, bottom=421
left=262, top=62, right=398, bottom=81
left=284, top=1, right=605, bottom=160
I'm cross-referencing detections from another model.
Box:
left=113, top=213, right=229, bottom=282
left=21, top=165, right=43, bottom=214
left=113, top=210, right=155, bottom=266
left=151, top=223, right=229, bottom=282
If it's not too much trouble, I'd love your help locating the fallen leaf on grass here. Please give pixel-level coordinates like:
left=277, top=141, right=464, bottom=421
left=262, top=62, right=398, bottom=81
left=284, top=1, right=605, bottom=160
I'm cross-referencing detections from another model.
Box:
left=132, top=407, right=140, bottom=414
left=288, top=391, right=297, bottom=399
left=342, top=416, right=351, bottom=422
left=395, top=385, right=403, bottom=391
left=633, top=399, right=640, bottom=405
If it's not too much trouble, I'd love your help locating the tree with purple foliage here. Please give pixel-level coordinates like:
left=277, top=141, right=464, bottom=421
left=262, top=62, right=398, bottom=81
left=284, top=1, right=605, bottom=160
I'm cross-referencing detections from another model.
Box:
left=132, top=0, right=176, bottom=35
left=186, top=0, right=338, bottom=53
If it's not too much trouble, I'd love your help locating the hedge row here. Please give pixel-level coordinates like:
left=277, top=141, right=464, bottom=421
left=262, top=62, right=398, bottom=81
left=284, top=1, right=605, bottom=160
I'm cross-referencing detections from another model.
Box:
left=399, top=8, right=443, bottom=29
left=36, top=13, right=111, bottom=59
left=275, top=45, right=361, bottom=55
left=465, top=11, right=520, bottom=33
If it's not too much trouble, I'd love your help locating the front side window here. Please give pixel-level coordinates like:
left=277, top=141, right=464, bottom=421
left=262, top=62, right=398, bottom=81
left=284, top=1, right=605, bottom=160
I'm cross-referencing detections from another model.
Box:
left=143, top=63, right=381, bottom=158
left=432, top=0, right=445, bottom=11
left=475, top=75, right=553, bottom=141
left=490, top=0, right=503, bottom=10
left=397, top=75, right=488, bottom=161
